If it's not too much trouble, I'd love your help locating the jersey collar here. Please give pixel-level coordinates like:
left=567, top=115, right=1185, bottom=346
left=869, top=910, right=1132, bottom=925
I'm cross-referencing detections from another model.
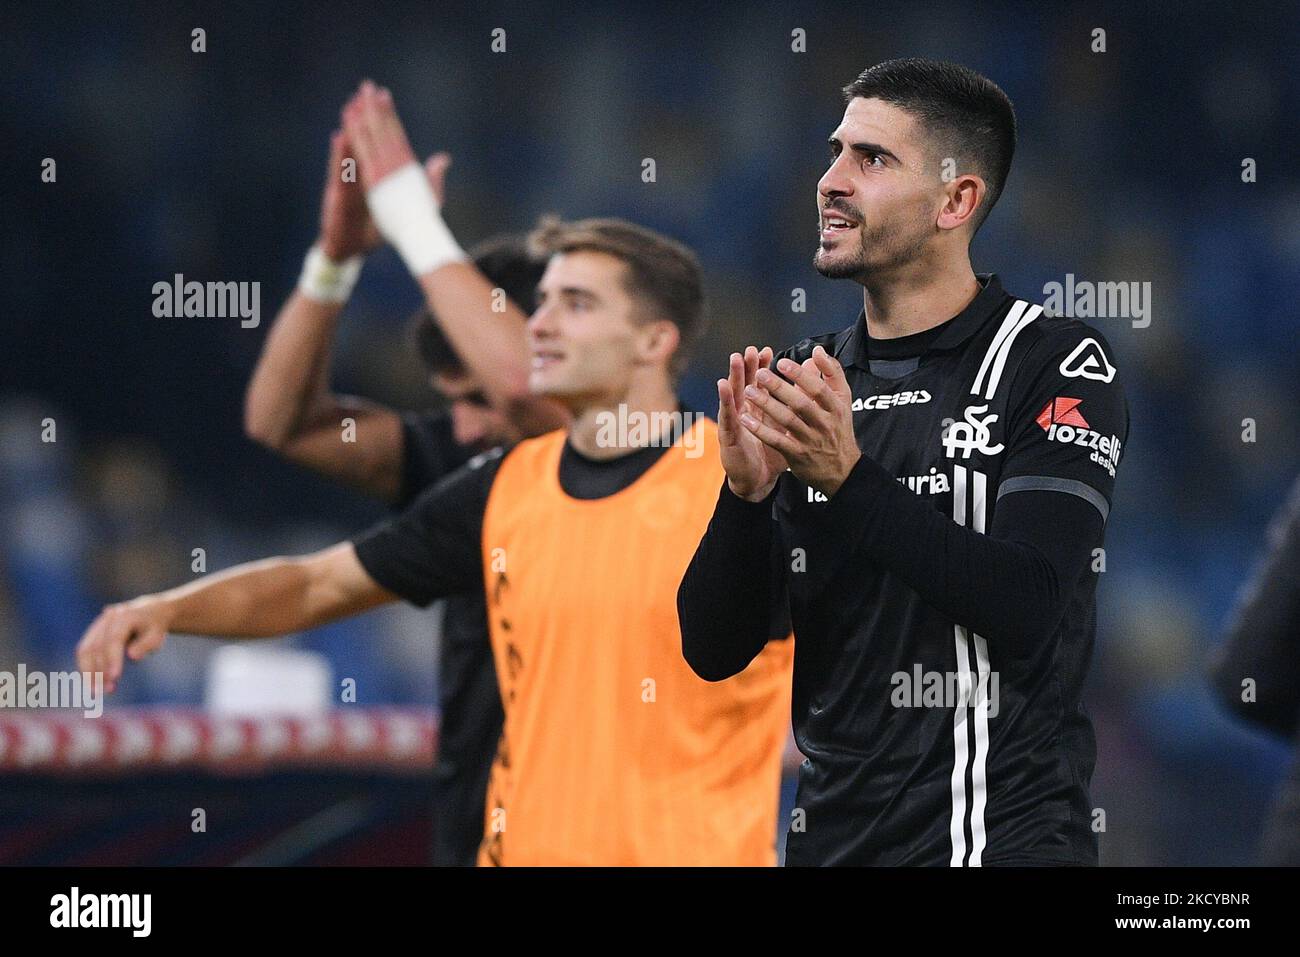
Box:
left=842, top=273, right=1010, bottom=371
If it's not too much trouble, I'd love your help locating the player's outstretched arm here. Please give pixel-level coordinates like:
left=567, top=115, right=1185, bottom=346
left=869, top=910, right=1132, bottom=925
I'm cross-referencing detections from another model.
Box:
left=341, top=80, right=566, bottom=437
left=244, top=128, right=411, bottom=502
left=679, top=347, right=790, bottom=682
left=76, top=543, right=395, bottom=693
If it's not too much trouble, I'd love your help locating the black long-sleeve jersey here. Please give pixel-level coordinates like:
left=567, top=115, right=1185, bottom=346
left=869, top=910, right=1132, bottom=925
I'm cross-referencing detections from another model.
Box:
left=678, top=274, right=1129, bottom=865
left=1210, top=473, right=1300, bottom=865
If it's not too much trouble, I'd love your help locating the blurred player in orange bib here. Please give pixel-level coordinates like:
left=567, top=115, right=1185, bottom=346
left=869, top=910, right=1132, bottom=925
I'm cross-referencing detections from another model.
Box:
left=78, top=156, right=794, bottom=862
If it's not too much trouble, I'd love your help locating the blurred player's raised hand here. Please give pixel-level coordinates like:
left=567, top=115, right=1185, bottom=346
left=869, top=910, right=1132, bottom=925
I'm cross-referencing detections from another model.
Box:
left=341, top=80, right=418, bottom=189
left=76, top=599, right=173, bottom=695
left=717, top=346, right=788, bottom=502
left=340, top=80, right=465, bottom=277
left=319, top=128, right=381, bottom=261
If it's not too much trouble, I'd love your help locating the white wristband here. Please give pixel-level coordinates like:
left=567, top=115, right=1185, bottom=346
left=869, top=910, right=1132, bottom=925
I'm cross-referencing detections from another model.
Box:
left=298, top=245, right=363, bottom=303
left=365, top=162, right=466, bottom=277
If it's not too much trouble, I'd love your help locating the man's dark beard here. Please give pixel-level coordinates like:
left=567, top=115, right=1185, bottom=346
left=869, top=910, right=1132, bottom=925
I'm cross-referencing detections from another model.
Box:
left=814, top=246, right=868, bottom=280
left=814, top=231, right=871, bottom=280
left=815, top=220, right=929, bottom=281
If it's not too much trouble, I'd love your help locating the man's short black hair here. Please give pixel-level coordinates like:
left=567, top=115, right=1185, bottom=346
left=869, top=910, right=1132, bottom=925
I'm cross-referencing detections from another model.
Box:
left=412, top=233, right=548, bottom=374
left=843, top=58, right=1017, bottom=232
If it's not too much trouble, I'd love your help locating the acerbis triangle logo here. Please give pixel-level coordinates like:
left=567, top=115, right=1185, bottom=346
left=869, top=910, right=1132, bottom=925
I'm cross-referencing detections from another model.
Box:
left=1059, top=338, right=1116, bottom=382
left=1036, top=396, right=1089, bottom=431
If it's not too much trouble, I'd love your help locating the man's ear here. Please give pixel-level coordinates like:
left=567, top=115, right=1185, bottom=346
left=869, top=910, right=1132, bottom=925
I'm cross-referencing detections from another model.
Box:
left=639, top=319, right=681, bottom=367
left=937, top=173, right=986, bottom=232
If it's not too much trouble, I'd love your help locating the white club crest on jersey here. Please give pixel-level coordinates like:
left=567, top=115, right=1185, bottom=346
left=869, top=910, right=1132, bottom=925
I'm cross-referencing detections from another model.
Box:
left=1059, top=338, right=1116, bottom=383
left=942, top=404, right=1005, bottom=459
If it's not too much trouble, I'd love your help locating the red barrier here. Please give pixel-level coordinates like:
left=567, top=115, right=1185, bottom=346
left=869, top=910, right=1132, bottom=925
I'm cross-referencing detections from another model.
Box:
left=0, top=708, right=437, bottom=775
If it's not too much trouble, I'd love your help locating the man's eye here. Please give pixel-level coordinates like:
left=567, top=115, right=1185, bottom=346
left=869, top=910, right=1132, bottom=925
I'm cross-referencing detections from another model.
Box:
left=864, top=153, right=883, bottom=168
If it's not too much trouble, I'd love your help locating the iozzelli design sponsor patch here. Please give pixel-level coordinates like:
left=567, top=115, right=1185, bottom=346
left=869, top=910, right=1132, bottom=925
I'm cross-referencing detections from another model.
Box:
left=1036, top=397, right=1121, bottom=477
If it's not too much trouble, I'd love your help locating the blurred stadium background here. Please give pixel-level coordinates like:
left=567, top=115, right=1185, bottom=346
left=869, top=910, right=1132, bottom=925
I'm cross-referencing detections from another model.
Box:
left=2, top=0, right=1298, bottom=864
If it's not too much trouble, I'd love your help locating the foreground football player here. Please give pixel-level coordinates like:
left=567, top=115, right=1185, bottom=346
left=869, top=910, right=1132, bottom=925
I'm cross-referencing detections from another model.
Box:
left=680, top=58, right=1129, bottom=866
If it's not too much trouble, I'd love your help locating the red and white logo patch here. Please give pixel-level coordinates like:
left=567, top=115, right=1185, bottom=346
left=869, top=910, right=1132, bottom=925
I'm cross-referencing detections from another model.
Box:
left=1035, top=397, right=1121, bottom=477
